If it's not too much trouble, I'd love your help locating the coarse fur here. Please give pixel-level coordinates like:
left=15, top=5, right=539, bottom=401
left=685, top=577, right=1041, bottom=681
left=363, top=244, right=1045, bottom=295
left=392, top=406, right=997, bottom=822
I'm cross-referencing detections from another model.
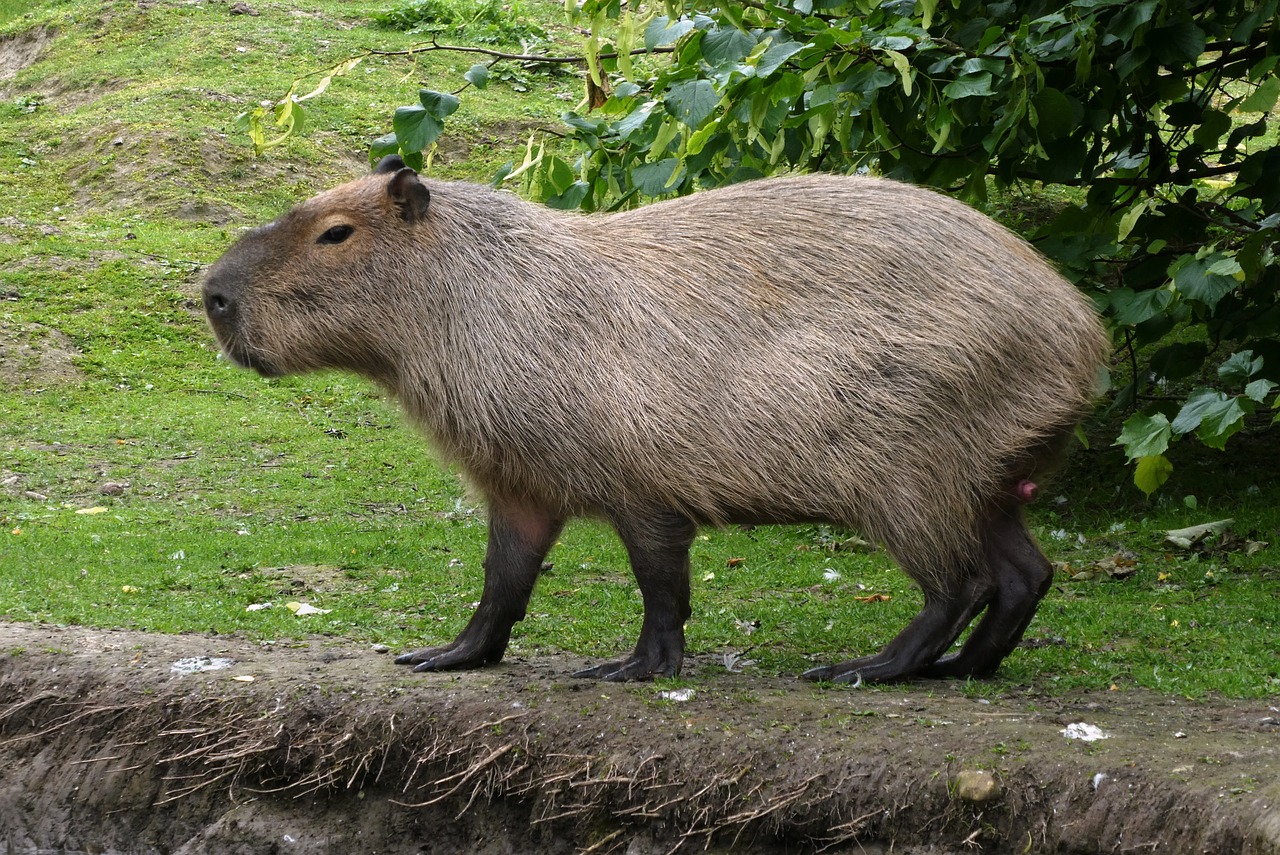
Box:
left=204, top=160, right=1109, bottom=683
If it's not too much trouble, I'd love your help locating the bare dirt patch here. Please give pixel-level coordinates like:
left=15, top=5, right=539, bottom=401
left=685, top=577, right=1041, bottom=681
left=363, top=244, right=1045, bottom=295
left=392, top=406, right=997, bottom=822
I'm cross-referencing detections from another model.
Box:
left=0, top=321, right=84, bottom=387
left=0, top=27, right=53, bottom=84
left=0, top=622, right=1276, bottom=854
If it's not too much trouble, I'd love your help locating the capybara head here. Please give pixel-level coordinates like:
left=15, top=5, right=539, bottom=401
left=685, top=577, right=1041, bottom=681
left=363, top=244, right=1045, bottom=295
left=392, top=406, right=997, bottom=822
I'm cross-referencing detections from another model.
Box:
left=202, top=156, right=430, bottom=378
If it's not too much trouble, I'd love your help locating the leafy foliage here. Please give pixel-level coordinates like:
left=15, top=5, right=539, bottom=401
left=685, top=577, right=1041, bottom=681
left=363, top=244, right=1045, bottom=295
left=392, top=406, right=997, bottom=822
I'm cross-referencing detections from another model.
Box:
left=375, top=1, right=1280, bottom=494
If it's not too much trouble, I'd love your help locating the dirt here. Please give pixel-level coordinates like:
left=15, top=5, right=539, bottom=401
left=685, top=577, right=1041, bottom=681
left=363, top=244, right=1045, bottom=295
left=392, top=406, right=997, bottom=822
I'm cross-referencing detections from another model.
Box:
left=0, top=321, right=84, bottom=388
left=0, top=27, right=53, bottom=83
left=0, top=622, right=1276, bottom=854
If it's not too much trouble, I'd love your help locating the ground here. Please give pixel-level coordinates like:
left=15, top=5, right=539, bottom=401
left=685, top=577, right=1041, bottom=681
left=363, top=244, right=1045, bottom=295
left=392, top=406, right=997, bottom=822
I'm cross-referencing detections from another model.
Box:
left=1, top=621, right=1277, bottom=854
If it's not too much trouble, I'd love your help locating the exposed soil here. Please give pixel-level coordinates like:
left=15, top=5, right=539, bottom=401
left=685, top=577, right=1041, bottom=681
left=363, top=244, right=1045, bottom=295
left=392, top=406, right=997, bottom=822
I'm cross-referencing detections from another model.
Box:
left=0, top=27, right=53, bottom=84
left=0, top=321, right=84, bottom=388
left=1, top=622, right=1276, bottom=854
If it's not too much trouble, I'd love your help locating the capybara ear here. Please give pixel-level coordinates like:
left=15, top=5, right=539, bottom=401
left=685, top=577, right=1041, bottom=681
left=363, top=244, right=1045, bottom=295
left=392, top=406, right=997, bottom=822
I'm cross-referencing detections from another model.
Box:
left=387, top=167, right=431, bottom=224
left=374, top=154, right=407, bottom=174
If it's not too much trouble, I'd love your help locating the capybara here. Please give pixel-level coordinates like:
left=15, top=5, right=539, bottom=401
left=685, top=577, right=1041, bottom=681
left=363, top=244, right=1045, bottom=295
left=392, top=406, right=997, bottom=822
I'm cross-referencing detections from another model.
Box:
left=203, top=156, right=1108, bottom=683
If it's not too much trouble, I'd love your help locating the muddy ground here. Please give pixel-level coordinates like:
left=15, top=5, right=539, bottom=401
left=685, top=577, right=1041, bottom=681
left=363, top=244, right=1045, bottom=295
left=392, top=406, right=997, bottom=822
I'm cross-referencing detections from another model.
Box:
left=0, top=622, right=1276, bottom=854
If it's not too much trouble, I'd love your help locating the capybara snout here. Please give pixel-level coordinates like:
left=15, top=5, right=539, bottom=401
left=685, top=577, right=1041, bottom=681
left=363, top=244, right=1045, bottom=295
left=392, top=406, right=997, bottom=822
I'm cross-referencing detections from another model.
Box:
left=206, top=157, right=1108, bottom=684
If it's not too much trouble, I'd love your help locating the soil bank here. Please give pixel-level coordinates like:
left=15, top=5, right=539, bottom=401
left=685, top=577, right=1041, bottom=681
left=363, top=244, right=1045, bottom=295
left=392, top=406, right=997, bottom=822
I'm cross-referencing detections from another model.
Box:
left=0, top=622, right=1276, bottom=854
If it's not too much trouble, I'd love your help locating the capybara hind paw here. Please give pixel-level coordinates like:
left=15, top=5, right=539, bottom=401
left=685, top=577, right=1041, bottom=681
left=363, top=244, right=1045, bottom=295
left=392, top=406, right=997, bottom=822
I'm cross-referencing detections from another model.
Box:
left=573, top=656, right=679, bottom=682
left=395, top=644, right=493, bottom=672
left=802, top=656, right=917, bottom=685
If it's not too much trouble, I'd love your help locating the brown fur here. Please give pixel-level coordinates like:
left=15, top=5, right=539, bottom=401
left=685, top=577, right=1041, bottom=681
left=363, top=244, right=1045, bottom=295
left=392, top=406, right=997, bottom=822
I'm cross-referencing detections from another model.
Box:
left=204, top=164, right=1109, bottom=682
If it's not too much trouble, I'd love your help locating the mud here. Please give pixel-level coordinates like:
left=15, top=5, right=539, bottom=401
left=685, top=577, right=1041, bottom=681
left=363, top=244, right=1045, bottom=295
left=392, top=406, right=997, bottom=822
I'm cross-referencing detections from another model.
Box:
left=0, top=622, right=1276, bottom=854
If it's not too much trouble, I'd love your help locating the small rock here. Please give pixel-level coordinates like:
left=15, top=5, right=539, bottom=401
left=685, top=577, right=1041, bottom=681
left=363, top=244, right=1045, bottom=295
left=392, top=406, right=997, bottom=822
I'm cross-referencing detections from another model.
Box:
left=229, top=1, right=260, bottom=14
left=371, top=644, right=390, bottom=654
left=954, top=769, right=1001, bottom=803
left=99, top=481, right=129, bottom=495
left=24, top=491, right=48, bottom=501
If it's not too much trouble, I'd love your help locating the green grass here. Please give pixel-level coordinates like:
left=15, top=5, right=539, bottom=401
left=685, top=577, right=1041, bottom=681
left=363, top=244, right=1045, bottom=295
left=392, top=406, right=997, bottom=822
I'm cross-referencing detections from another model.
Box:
left=1, top=0, right=1277, bottom=700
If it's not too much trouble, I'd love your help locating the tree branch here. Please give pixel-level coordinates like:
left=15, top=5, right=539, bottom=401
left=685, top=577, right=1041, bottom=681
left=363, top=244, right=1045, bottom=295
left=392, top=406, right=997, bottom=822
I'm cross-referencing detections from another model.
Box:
left=364, top=38, right=674, bottom=66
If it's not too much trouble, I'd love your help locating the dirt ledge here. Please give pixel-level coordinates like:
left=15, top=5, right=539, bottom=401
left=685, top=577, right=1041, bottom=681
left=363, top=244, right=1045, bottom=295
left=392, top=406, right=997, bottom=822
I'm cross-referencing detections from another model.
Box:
left=0, top=622, right=1276, bottom=854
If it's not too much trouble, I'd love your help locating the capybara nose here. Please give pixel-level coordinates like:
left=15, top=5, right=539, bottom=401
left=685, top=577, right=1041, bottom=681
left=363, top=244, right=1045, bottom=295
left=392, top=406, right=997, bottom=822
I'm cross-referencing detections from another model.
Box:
left=202, top=282, right=235, bottom=323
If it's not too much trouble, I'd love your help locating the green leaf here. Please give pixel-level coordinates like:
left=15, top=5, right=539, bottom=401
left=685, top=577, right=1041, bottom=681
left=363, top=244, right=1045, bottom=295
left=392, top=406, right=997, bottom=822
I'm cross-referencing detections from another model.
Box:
left=545, top=181, right=590, bottom=210
left=465, top=64, right=490, bottom=90
left=1116, top=412, right=1172, bottom=460
left=369, top=132, right=400, bottom=163
left=1237, top=74, right=1280, bottom=113
left=1193, top=108, right=1232, bottom=149
left=944, top=70, right=995, bottom=100
left=918, top=0, right=938, bottom=29
left=546, top=155, right=577, bottom=194
left=1197, top=397, right=1251, bottom=449
left=631, top=158, right=681, bottom=195
left=645, top=16, right=695, bottom=50
left=1150, top=21, right=1206, bottom=66
left=1149, top=342, right=1209, bottom=382
left=1245, top=378, right=1277, bottom=403
left=665, top=79, right=719, bottom=128
left=1218, top=350, right=1263, bottom=384
left=392, top=105, right=444, bottom=152
left=884, top=49, right=913, bottom=97
left=1171, top=388, right=1235, bottom=435
left=1105, top=0, right=1157, bottom=45
left=1106, top=287, right=1174, bottom=326
left=756, top=39, right=805, bottom=77
left=1134, top=455, right=1174, bottom=496
left=701, top=27, right=757, bottom=67
left=419, top=89, right=461, bottom=119
left=1171, top=254, right=1237, bottom=309
left=1030, top=87, right=1073, bottom=141
left=614, top=100, right=657, bottom=138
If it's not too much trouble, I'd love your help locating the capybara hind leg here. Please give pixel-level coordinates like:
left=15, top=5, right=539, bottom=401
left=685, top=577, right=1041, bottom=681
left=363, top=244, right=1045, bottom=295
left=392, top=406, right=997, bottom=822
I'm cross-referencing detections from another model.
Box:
left=397, top=502, right=563, bottom=672
left=923, top=510, right=1052, bottom=679
left=574, top=512, right=696, bottom=682
left=803, top=573, right=991, bottom=684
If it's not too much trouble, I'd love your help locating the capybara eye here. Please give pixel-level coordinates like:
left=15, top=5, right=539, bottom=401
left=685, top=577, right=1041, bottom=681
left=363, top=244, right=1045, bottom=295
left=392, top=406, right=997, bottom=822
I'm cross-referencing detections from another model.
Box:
left=317, top=225, right=354, bottom=245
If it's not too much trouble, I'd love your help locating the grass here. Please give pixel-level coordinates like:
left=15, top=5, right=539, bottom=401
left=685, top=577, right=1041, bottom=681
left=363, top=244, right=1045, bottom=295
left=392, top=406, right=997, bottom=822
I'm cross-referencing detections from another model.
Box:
left=1, top=0, right=1277, bottom=700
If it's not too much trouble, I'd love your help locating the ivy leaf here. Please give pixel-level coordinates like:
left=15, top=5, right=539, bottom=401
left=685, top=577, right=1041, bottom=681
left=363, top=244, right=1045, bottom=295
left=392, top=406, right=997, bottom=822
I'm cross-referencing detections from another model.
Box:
left=393, top=105, right=444, bottom=152
left=465, top=64, right=490, bottom=90
left=419, top=89, right=461, bottom=119
left=1116, top=412, right=1172, bottom=460
left=370, top=132, right=400, bottom=163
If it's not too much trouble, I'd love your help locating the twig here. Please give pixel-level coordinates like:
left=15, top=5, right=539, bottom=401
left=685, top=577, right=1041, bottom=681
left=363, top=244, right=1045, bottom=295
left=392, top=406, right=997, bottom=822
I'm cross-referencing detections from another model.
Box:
left=365, top=37, right=675, bottom=65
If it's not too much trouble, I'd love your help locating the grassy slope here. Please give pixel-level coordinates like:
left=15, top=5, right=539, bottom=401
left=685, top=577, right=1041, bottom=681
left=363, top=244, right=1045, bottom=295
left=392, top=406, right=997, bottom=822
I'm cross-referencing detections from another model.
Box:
left=0, top=0, right=1276, bottom=698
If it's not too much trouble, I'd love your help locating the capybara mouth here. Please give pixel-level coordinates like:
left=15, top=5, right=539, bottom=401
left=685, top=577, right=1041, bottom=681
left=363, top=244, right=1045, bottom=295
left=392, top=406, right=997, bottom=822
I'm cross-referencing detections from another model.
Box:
left=217, top=339, right=282, bottom=378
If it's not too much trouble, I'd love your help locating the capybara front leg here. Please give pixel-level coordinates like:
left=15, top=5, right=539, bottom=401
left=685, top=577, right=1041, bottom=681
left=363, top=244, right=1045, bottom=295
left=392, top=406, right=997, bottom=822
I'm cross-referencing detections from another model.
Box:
left=923, top=510, right=1053, bottom=679
left=574, top=512, right=697, bottom=682
left=397, top=501, right=563, bottom=673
